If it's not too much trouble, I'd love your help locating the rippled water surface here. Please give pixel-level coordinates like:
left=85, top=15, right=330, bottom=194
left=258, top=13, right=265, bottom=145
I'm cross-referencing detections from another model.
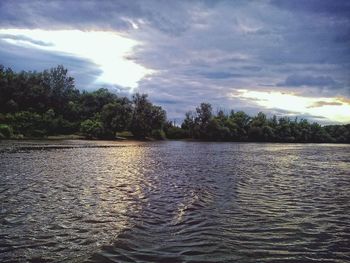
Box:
left=1, top=140, right=350, bottom=263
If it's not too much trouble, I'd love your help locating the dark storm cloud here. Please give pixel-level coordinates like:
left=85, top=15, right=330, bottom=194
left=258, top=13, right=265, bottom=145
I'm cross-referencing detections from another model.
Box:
left=275, top=74, right=349, bottom=97
left=277, top=75, right=341, bottom=88
left=0, top=0, right=200, bottom=35
left=0, top=0, right=349, bottom=123
left=199, top=72, right=245, bottom=79
left=270, top=0, right=350, bottom=18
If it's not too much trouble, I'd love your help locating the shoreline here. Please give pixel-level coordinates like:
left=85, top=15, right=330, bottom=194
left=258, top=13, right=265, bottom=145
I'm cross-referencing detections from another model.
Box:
left=1, top=136, right=349, bottom=144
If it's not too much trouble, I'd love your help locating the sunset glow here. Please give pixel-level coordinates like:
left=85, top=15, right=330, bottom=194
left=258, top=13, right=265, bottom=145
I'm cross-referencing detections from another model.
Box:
left=0, top=29, right=152, bottom=89
left=236, top=89, right=350, bottom=123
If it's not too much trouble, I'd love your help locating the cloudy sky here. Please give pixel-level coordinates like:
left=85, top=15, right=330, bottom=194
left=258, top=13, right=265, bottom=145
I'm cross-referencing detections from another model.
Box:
left=0, top=0, right=349, bottom=124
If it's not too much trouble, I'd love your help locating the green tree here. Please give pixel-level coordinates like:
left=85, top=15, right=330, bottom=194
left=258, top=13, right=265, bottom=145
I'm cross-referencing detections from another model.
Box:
left=182, top=111, right=195, bottom=137
left=80, top=119, right=105, bottom=139
left=230, top=111, right=250, bottom=140
left=130, top=93, right=166, bottom=138
left=100, top=101, right=132, bottom=135
left=194, top=103, right=213, bottom=139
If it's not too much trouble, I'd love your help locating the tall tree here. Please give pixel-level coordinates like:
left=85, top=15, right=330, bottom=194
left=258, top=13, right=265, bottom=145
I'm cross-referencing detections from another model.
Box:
left=130, top=93, right=166, bottom=138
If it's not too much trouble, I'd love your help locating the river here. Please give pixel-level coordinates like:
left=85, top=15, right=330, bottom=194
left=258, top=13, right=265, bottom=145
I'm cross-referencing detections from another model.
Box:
left=0, top=140, right=349, bottom=262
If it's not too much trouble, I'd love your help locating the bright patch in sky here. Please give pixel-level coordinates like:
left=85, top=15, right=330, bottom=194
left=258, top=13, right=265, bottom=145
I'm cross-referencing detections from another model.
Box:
left=0, top=29, right=152, bottom=89
left=236, top=90, right=350, bottom=123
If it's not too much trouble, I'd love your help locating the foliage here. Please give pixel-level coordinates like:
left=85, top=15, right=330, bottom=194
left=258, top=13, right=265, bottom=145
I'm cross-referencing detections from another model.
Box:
left=130, top=94, right=166, bottom=138
left=100, top=101, right=132, bottom=134
left=151, top=129, right=166, bottom=140
left=0, top=65, right=167, bottom=139
left=164, top=122, right=189, bottom=139
left=80, top=119, right=105, bottom=139
left=3, top=111, right=46, bottom=137
left=177, top=102, right=350, bottom=143
left=0, top=124, right=13, bottom=139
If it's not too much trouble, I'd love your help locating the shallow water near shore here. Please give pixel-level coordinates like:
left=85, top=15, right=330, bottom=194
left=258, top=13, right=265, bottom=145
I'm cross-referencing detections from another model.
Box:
left=1, top=140, right=350, bottom=262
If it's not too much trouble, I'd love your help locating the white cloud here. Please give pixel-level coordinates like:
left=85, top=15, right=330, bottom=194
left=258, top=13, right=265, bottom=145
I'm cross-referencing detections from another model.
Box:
left=0, top=29, right=153, bottom=89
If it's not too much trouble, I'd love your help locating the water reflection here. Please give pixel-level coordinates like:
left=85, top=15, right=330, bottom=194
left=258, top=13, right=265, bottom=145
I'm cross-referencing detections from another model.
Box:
left=0, top=142, right=150, bottom=262
left=0, top=141, right=349, bottom=262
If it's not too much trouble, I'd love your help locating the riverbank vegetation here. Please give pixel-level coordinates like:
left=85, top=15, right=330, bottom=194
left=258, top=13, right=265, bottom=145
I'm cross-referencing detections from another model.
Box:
left=0, top=65, right=166, bottom=140
left=174, top=103, right=350, bottom=143
left=1, top=65, right=349, bottom=143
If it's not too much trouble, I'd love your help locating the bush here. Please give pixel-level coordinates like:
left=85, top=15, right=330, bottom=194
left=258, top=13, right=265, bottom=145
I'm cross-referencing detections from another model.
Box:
left=30, top=129, right=47, bottom=138
left=165, top=126, right=189, bottom=139
left=151, top=129, right=166, bottom=140
left=80, top=119, right=105, bottom=139
left=4, top=111, right=44, bottom=136
left=0, top=124, right=13, bottom=138
left=55, top=118, right=79, bottom=135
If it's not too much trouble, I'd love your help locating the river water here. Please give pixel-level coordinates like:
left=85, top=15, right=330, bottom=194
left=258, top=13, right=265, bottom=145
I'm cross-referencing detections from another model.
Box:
left=0, top=140, right=349, bottom=263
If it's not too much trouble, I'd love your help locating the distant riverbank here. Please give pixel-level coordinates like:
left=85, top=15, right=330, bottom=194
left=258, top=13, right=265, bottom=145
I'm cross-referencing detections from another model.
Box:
left=1, top=136, right=349, bottom=144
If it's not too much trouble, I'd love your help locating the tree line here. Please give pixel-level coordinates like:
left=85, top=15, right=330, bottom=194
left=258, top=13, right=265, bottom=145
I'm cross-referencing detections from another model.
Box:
left=166, top=103, right=350, bottom=143
left=0, top=65, right=349, bottom=143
